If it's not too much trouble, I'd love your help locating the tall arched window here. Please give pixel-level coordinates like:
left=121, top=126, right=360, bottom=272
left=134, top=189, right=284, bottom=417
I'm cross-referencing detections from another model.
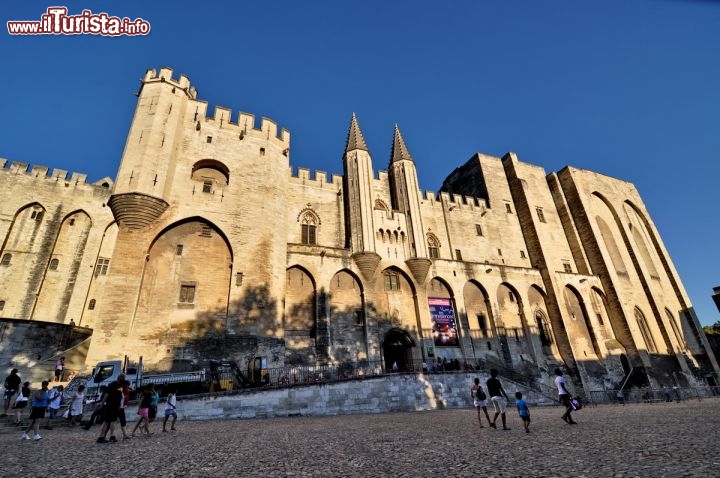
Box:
left=0, top=254, right=11, bottom=266
left=665, top=308, right=685, bottom=350
left=301, top=212, right=317, bottom=245
left=536, top=311, right=553, bottom=346
left=49, top=258, right=59, bottom=271
left=427, top=234, right=440, bottom=259
left=635, top=307, right=657, bottom=353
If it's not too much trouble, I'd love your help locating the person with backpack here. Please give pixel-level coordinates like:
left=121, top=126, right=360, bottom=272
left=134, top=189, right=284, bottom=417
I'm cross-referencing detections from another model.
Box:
left=554, top=368, right=577, bottom=424
left=470, top=377, right=491, bottom=428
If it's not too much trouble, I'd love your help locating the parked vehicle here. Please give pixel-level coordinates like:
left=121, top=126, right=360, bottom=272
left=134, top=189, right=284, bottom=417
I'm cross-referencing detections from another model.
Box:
left=84, top=355, right=268, bottom=401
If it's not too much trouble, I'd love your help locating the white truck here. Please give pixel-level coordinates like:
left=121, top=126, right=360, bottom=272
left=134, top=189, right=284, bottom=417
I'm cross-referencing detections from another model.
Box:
left=83, top=355, right=268, bottom=401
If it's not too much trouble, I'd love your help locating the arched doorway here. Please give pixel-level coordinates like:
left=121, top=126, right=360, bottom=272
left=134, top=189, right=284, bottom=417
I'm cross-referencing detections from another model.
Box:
left=382, top=328, right=415, bottom=372
left=620, top=353, right=631, bottom=375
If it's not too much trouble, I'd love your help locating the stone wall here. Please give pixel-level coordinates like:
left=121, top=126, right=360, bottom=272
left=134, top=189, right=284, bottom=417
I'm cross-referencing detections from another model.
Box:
left=173, top=372, right=555, bottom=421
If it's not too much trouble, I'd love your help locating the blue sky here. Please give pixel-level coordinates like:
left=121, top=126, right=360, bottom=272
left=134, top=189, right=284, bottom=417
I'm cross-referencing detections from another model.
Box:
left=2, top=1, right=719, bottom=325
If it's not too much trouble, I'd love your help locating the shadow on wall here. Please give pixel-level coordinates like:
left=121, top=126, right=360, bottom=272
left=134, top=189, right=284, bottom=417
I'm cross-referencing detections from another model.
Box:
left=0, top=318, right=92, bottom=384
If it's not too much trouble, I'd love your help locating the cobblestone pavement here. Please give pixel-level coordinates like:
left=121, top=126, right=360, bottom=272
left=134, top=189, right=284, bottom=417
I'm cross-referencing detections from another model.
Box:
left=2, top=398, right=718, bottom=477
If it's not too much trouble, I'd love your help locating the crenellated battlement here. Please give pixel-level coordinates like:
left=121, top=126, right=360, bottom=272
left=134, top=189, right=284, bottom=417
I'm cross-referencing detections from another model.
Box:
left=191, top=104, right=290, bottom=145
left=0, top=159, right=113, bottom=190
left=142, top=67, right=290, bottom=145
left=143, top=67, right=195, bottom=98
left=288, top=166, right=343, bottom=188
left=422, top=190, right=488, bottom=212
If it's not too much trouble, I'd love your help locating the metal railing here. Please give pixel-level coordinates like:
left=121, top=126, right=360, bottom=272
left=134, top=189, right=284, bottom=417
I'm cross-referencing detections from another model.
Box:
left=585, top=386, right=720, bottom=404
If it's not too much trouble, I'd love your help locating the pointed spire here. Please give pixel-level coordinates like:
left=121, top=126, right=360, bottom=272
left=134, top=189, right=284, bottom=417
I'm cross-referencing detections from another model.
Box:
left=391, top=124, right=413, bottom=163
left=345, top=113, right=369, bottom=153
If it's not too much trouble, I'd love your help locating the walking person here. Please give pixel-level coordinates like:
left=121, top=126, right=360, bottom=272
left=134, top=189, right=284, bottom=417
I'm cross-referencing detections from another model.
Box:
left=115, top=374, right=131, bottom=440
left=83, top=385, right=107, bottom=430
left=2, top=368, right=21, bottom=417
left=131, top=386, right=152, bottom=437
left=22, top=380, right=50, bottom=441
left=486, top=369, right=510, bottom=430
left=162, top=388, right=178, bottom=432
left=97, top=381, right=122, bottom=443
left=54, top=357, right=65, bottom=382
left=68, top=385, right=85, bottom=426
left=515, top=391, right=531, bottom=433
left=470, top=377, right=491, bottom=428
left=45, top=385, right=63, bottom=429
left=148, top=384, right=159, bottom=423
left=13, top=382, right=31, bottom=425
left=554, top=368, right=577, bottom=424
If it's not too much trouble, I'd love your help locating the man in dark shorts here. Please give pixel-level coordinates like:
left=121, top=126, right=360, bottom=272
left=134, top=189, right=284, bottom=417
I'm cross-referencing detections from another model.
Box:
left=114, top=374, right=131, bottom=440
left=97, top=381, right=122, bottom=443
left=22, top=380, right=49, bottom=441
left=554, top=368, right=577, bottom=424
left=3, top=368, right=21, bottom=417
left=486, top=368, right=511, bottom=430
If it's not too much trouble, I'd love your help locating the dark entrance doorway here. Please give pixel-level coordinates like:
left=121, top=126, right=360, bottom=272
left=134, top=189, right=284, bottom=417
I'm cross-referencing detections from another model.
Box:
left=620, top=354, right=631, bottom=375
left=382, top=328, right=415, bottom=372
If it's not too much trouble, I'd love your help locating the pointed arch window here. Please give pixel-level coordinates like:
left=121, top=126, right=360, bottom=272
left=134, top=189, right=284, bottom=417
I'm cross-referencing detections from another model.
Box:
left=427, top=234, right=440, bottom=259
left=536, top=311, right=553, bottom=346
left=374, top=199, right=390, bottom=216
left=665, top=309, right=685, bottom=350
left=301, top=211, right=318, bottom=245
left=635, top=308, right=657, bottom=353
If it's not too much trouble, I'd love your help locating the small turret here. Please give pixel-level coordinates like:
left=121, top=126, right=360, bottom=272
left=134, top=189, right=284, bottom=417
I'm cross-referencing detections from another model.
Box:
left=388, top=125, right=431, bottom=282
left=342, top=114, right=380, bottom=280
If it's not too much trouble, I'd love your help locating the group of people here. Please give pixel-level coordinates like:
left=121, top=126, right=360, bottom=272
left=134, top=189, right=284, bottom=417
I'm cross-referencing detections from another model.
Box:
left=84, top=375, right=178, bottom=443
left=470, top=367, right=578, bottom=433
left=2, top=368, right=179, bottom=442
left=2, top=370, right=87, bottom=441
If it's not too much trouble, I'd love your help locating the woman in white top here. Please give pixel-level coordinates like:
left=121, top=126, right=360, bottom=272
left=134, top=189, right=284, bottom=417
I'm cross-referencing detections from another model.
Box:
left=69, top=385, right=85, bottom=426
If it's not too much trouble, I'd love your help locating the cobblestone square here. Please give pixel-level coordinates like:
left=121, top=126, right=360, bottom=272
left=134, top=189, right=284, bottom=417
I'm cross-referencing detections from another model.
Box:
left=2, top=398, right=718, bottom=477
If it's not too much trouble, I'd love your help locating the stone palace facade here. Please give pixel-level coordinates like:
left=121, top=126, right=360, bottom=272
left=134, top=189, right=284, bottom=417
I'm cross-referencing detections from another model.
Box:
left=0, top=67, right=717, bottom=391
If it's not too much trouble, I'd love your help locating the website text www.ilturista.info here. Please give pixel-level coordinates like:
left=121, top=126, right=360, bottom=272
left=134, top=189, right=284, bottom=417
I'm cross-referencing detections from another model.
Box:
left=7, top=7, right=150, bottom=36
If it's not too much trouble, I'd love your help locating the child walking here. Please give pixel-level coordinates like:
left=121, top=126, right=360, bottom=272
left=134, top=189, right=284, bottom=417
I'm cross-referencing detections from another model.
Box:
left=515, top=391, right=530, bottom=433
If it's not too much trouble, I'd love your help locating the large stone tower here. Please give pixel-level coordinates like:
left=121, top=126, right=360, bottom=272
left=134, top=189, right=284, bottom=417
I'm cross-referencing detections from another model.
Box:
left=86, top=67, right=291, bottom=366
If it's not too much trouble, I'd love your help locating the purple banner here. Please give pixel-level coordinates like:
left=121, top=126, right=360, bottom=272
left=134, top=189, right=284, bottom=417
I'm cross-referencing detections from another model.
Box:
left=429, top=298, right=459, bottom=347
